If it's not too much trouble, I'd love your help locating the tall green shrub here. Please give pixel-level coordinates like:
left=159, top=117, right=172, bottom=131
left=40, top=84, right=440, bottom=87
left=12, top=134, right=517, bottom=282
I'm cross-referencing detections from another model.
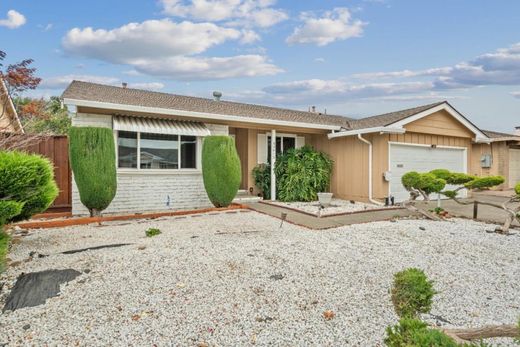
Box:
left=202, top=136, right=241, bottom=207
left=69, top=127, right=117, bottom=216
left=275, top=145, right=333, bottom=202
left=252, top=164, right=271, bottom=199
left=0, top=151, right=58, bottom=222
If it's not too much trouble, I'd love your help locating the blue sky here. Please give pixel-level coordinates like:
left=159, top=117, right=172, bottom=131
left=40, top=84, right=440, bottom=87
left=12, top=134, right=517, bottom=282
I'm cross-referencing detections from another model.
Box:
left=1, top=0, right=520, bottom=132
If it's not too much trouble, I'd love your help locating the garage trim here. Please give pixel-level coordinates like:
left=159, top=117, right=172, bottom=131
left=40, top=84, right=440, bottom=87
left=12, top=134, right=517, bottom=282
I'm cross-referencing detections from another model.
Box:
left=387, top=141, right=468, bottom=199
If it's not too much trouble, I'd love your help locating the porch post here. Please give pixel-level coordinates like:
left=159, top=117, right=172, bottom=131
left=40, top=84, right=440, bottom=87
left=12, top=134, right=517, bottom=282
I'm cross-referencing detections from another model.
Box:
left=270, top=129, right=276, bottom=201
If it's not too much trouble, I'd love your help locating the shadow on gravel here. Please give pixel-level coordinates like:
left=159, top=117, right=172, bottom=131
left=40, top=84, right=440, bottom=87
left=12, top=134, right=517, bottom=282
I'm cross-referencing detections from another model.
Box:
left=61, top=243, right=131, bottom=254
left=3, top=269, right=81, bottom=312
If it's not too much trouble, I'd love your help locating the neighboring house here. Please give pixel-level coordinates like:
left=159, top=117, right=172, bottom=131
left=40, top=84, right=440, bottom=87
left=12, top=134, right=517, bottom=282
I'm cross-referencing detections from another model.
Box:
left=472, top=129, right=520, bottom=189
left=0, top=77, right=23, bottom=133
left=62, top=80, right=510, bottom=215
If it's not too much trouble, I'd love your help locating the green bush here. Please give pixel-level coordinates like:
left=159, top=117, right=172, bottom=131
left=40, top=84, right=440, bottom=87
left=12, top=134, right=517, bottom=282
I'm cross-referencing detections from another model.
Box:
left=0, top=151, right=58, bottom=222
left=385, top=318, right=460, bottom=347
left=464, top=176, right=504, bottom=190
left=69, top=127, right=117, bottom=216
left=402, top=172, right=446, bottom=198
left=145, top=228, right=161, bottom=237
left=391, top=268, right=435, bottom=318
left=0, top=230, right=10, bottom=273
left=402, top=171, right=422, bottom=191
left=202, top=136, right=241, bottom=208
left=275, top=145, right=333, bottom=202
left=0, top=200, right=23, bottom=227
left=252, top=164, right=271, bottom=199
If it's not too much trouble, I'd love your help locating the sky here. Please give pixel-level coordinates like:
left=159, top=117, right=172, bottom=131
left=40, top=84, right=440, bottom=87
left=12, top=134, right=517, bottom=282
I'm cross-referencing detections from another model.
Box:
left=1, top=0, right=520, bottom=132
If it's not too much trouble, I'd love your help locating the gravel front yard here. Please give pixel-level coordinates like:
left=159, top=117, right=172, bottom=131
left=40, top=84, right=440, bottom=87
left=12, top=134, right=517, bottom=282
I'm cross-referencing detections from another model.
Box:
left=0, top=210, right=519, bottom=346
left=268, top=198, right=390, bottom=216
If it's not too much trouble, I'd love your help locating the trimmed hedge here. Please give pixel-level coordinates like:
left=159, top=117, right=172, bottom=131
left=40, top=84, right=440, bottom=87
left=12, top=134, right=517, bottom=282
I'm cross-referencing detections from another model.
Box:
left=201, top=136, right=241, bottom=208
left=69, top=127, right=117, bottom=216
left=0, top=151, right=58, bottom=222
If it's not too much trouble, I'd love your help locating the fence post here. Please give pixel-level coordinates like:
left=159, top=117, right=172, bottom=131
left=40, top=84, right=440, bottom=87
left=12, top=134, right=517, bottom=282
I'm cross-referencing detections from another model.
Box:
left=473, top=201, right=478, bottom=219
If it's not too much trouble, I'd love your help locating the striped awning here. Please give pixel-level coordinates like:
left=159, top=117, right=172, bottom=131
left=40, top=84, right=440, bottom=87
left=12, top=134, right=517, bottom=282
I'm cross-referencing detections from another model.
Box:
left=113, top=116, right=210, bottom=137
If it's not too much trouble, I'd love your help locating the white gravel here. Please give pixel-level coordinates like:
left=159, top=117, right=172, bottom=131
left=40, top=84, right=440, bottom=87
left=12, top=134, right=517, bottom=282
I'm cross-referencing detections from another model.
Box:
left=269, top=198, right=390, bottom=216
left=0, top=210, right=519, bottom=346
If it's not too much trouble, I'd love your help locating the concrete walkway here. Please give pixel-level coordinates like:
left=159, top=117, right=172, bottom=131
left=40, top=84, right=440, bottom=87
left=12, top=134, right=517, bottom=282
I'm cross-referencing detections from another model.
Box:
left=420, top=192, right=519, bottom=227
left=247, top=191, right=520, bottom=230
left=246, top=202, right=417, bottom=229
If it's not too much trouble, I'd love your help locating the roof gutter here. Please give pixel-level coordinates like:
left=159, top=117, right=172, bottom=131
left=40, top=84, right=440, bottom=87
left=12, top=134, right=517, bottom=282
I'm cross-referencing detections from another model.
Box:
left=63, top=98, right=342, bottom=131
left=328, top=126, right=406, bottom=139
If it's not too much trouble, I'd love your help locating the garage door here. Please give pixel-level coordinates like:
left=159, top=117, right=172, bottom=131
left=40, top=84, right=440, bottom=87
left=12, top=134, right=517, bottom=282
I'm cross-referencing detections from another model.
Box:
left=389, top=143, right=467, bottom=202
left=509, top=149, right=520, bottom=188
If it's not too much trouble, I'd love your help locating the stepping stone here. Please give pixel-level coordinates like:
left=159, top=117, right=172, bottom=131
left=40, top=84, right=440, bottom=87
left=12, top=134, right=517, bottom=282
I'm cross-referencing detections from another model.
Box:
left=3, top=269, right=81, bottom=312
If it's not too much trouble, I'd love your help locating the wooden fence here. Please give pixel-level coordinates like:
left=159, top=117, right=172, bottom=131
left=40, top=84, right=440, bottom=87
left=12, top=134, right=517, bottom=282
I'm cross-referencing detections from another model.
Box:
left=2, top=135, right=71, bottom=212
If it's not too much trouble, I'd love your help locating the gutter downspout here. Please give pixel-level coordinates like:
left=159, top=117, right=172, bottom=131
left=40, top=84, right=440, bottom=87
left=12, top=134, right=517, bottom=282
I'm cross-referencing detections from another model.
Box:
left=357, top=134, right=384, bottom=206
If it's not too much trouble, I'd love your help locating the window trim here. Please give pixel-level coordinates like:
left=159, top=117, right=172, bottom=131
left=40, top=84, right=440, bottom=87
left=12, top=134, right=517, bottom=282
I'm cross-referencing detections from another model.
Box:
left=115, top=130, right=200, bottom=172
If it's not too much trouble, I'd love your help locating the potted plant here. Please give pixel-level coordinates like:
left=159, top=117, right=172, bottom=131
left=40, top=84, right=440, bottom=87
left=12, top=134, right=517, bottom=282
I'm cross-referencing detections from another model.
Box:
left=318, top=181, right=333, bottom=207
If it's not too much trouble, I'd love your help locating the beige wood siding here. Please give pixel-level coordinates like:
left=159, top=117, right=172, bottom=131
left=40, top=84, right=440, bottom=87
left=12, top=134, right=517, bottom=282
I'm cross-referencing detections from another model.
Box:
left=310, top=131, right=473, bottom=202
left=404, top=110, right=474, bottom=138
left=471, top=142, right=509, bottom=189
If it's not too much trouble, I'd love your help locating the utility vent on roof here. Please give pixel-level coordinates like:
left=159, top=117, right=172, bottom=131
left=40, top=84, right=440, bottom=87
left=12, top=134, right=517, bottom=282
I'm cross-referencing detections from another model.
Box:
left=113, top=116, right=210, bottom=137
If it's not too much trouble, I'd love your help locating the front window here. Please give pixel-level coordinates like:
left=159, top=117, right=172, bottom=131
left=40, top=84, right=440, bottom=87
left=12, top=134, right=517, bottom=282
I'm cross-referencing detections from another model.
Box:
left=117, top=131, right=198, bottom=170
left=140, top=133, right=179, bottom=169
left=117, top=131, right=138, bottom=168
left=268, top=135, right=296, bottom=162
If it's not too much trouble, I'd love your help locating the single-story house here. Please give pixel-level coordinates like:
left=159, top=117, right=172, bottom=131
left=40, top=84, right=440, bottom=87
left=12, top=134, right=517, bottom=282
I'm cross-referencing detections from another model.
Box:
left=0, top=77, right=24, bottom=134
left=472, top=129, right=520, bottom=189
left=62, top=81, right=519, bottom=215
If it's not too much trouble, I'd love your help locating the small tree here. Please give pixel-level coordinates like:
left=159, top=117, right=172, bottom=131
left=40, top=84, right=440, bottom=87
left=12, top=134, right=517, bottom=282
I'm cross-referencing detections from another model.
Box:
left=202, top=136, right=241, bottom=208
left=69, top=127, right=117, bottom=216
left=0, top=151, right=58, bottom=222
left=402, top=169, right=518, bottom=233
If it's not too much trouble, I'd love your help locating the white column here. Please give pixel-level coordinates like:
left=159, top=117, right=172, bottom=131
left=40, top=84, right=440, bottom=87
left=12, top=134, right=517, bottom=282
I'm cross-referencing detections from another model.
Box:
left=270, top=129, right=276, bottom=201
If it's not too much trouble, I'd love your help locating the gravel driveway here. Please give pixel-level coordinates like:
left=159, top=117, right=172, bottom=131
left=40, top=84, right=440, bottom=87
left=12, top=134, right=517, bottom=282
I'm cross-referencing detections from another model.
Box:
left=0, top=210, right=519, bottom=346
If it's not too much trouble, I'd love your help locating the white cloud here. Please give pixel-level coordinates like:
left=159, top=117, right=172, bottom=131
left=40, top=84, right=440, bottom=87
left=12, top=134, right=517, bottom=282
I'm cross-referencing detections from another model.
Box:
left=314, top=57, right=326, bottom=63
left=286, top=8, right=365, bottom=46
left=131, top=55, right=282, bottom=80
left=511, top=91, right=520, bottom=99
left=127, top=82, right=165, bottom=91
left=40, top=75, right=165, bottom=92
left=354, top=42, right=520, bottom=89
left=160, top=0, right=288, bottom=28
left=0, top=10, right=26, bottom=29
left=240, top=29, right=261, bottom=44
left=62, top=18, right=282, bottom=80
left=260, top=79, right=432, bottom=104
left=63, top=19, right=241, bottom=63
left=41, top=75, right=121, bottom=89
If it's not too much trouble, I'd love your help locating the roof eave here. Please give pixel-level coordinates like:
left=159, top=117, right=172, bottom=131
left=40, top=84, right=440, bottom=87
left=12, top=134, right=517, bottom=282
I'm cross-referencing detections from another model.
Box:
left=63, top=98, right=342, bottom=131
left=328, top=126, right=406, bottom=139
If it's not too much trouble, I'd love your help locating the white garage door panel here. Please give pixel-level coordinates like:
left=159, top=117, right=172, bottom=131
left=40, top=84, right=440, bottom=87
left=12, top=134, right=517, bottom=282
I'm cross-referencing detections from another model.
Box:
left=509, top=149, right=520, bottom=188
left=390, top=144, right=467, bottom=202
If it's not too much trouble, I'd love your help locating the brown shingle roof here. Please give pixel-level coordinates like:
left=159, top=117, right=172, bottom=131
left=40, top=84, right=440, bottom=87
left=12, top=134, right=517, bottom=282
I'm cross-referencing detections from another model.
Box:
left=347, top=101, right=446, bottom=130
left=482, top=129, right=520, bottom=139
left=62, top=81, right=353, bottom=128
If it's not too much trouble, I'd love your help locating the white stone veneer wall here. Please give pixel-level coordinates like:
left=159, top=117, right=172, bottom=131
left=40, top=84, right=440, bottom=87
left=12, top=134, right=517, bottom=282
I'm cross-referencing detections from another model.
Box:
left=71, top=112, right=228, bottom=215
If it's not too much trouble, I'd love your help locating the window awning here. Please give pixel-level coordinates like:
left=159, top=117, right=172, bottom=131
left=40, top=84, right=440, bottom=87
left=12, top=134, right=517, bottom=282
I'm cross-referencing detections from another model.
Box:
left=113, top=115, right=210, bottom=137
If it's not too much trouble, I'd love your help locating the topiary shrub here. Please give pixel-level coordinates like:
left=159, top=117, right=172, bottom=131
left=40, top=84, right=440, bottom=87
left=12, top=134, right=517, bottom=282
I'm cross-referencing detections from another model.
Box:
left=252, top=163, right=271, bottom=199
left=201, top=136, right=241, bottom=208
left=275, top=145, right=333, bottom=202
left=385, top=318, right=461, bottom=347
left=515, top=183, right=520, bottom=197
left=0, top=151, right=59, bottom=222
left=402, top=171, right=446, bottom=200
left=391, top=268, right=435, bottom=318
left=69, top=127, right=117, bottom=217
left=464, top=176, right=505, bottom=190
